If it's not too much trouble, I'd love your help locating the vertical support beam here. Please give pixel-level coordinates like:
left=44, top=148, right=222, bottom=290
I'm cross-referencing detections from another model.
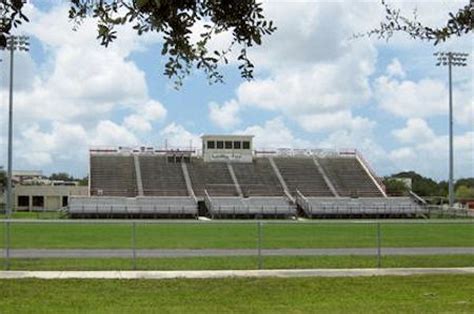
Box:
left=181, top=162, right=196, bottom=200
left=313, top=157, right=339, bottom=197
left=448, top=56, right=454, bottom=208
left=268, top=157, right=294, bottom=202
left=227, top=163, right=243, bottom=197
left=133, top=155, right=144, bottom=196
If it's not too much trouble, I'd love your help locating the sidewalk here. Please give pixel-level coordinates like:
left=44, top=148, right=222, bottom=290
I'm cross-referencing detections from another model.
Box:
left=1, top=267, right=473, bottom=279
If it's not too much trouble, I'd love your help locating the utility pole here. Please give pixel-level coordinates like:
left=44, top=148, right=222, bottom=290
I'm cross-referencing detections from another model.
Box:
left=434, top=52, right=469, bottom=208
left=3, top=35, right=30, bottom=219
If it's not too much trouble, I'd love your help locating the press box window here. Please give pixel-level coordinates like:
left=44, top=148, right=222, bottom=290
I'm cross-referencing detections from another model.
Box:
left=243, top=141, right=250, bottom=149
left=233, top=141, right=241, bottom=149
left=216, top=141, right=224, bottom=149
left=207, top=141, right=215, bottom=149
left=225, top=141, right=232, bottom=149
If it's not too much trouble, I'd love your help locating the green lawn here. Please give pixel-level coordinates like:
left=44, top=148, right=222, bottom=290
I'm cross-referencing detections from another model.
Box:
left=2, top=254, right=473, bottom=271
left=0, top=221, right=472, bottom=249
left=0, top=275, right=473, bottom=313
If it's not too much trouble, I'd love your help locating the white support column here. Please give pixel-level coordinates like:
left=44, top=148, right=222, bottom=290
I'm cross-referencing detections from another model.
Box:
left=181, top=162, right=196, bottom=200
left=268, top=157, right=294, bottom=203
left=133, top=155, right=144, bottom=196
left=313, top=157, right=339, bottom=197
left=227, top=163, right=243, bottom=197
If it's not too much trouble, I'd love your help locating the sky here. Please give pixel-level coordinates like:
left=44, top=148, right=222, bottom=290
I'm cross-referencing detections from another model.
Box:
left=0, top=0, right=472, bottom=181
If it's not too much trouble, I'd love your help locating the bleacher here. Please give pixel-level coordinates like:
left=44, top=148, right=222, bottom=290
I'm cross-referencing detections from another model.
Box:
left=232, top=158, right=284, bottom=196
left=90, top=155, right=137, bottom=197
left=139, top=156, right=188, bottom=196
left=206, top=196, right=296, bottom=218
left=82, top=143, right=426, bottom=219
left=297, top=196, right=425, bottom=218
left=318, top=157, right=383, bottom=197
left=273, top=157, right=333, bottom=196
left=69, top=196, right=197, bottom=218
left=187, top=158, right=238, bottom=197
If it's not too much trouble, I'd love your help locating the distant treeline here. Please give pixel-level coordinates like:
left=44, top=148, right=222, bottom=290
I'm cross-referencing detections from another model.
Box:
left=384, top=171, right=474, bottom=201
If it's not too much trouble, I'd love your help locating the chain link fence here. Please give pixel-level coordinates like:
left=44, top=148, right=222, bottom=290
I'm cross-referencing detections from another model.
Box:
left=1, top=219, right=473, bottom=270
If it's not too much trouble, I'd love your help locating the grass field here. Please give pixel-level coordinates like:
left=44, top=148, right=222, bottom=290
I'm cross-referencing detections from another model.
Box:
left=2, top=254, right=474, bottom=271
left=0, top=275, right=473, bottom=313
left=1, top=221, right=473, bottom=249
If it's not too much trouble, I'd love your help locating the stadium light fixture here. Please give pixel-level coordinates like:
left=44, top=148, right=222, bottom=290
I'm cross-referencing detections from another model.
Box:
left=2, top=35, right=30, bottom=218
left=1, top=34, right=29, bottom=269
left=433, top=51, right=469, bottom=208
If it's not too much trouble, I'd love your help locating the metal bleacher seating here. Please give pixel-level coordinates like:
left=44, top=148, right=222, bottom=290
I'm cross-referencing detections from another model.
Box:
left=139, top=155, right=188, bottom=196
left=90, top=155, right=137, bottom=197
left=69, top=196, right=197, bottom=218
left=206, top=196, right=296, bottom=218
left=232, top=158, right=284, bottom=196
left=273, top=157, right=333, bottom=196
left=187, top=158, right=238, bottom=197
left=297, top=196, right=426, bottom=217
left=317, top=157, right=383, bottom=197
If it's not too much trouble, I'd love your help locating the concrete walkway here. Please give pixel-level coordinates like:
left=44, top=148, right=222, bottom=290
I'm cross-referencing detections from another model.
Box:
left=0, top=268, right=473, bottom=279
left=1, top=247, right=473, bottom=258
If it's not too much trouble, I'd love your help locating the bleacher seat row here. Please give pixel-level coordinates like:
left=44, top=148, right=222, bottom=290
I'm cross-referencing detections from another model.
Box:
left=73, top=154, right=425, bottom=218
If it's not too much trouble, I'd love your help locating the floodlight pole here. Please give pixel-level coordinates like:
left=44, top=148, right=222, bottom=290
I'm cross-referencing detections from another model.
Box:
left=3, top=35, right=29, bottom=220
left=447, top=55, right=454, bottom=208
left=3, top=35, right=29, bottom=270
left=6, top=38, right=14, bottom=221
left=434, top=51, right=469, bottom=208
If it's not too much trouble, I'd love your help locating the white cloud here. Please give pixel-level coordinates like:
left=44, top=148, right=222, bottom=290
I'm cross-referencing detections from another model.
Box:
left=392, top=118, right=436, bottom=144
left=123, top=100, right=167, bottom=132
left=389, top=121, right=474, bottom=180
left=208, top=99, right=240, bottom=129
left=386, top=58, right=406, bottom=78
left=374, top=74, right=472, bottom=125
left=0, top=3, right=166, bottom=173
left=159, top=123, right=201, bottom=149
left=237, top=117, right=312, bottom=149
left=92, top=120, right=139, bottom=146
left=296, top=110, right=375, bottom=133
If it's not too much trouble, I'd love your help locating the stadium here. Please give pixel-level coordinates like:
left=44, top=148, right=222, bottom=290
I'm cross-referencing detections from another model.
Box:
left=69, top=134, right=426, bottom=219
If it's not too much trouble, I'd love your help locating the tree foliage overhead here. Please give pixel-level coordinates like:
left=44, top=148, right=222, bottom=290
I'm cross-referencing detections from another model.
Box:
left=357, top=0, right=473, bottom=45
left=1, top=0, right=276, bottom=87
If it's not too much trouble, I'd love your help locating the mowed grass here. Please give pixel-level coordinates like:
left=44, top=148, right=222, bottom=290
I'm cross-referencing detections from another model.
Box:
left=1, top=275, right=473, bottom=313
left=2, top=254, right=474, bottom=271
left=0, top=221, right=473, bottom=249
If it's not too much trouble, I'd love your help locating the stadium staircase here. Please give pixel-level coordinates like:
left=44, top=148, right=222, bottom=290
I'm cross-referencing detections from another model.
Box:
left=139, top=156, right=188, bottom=196
left=187, top=158, right=238, bottom=197
left=273, top=157, right=334, bottom=197
left=317, top=157, right=384, bottom=197
left=232, top=158, right=284, bottom=197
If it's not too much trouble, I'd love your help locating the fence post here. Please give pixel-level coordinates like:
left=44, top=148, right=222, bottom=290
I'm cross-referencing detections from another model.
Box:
left=257, top=221, right=263, bottom=270
left=131, top=221, right=137, bottom=271
left=376, top=222, right=381, bottom=268
left=4, top=220, right=10, bottom=270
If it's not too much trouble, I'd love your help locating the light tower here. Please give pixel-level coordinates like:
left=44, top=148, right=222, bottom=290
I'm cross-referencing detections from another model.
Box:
left=1, top=35, right=29, bottom=270
left=433, top=51, right=469, bottom=208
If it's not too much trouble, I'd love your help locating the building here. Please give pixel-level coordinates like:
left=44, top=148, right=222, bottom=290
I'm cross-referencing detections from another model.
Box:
left=201, top=135, right=254, bottom=162
left=14, top=185, right=88, bottom=212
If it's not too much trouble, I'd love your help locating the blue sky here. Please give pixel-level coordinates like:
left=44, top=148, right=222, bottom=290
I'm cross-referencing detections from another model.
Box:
left=0, top=0, right=472, bottom=180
